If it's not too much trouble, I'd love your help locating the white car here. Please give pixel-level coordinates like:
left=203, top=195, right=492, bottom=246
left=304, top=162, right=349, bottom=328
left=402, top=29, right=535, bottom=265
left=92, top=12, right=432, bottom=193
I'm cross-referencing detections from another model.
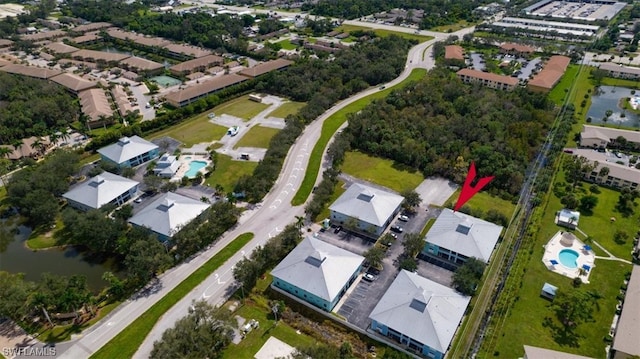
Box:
left=363, top=273, right=376, bottom=282
left=398, top=215, right=409, bottom=222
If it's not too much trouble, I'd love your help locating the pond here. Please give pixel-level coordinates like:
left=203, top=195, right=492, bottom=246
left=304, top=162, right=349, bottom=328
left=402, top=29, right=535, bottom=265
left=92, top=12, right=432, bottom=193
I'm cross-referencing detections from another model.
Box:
left=0, top=221, right=117, bottom=291
left=587, top=86, right=640, bottom=129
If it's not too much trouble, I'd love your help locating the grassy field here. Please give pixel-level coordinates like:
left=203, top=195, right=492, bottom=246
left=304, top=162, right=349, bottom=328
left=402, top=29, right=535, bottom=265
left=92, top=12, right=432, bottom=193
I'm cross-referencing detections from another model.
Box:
left=443, top=190, right=517, bottom=221
left=205, top=154, right=257, bottom=192
left=313, top=180, right=347, bottom=222
left=335, top=24, right=434, bottom=43
left=216, top=96, right=270, bottom=120
left=26, top=216, right=64, bottom=249
left=267, top=101, right=306, bottom=119
left=341, top=151, right=424, bottom=192
left=276, top=39, right=298, bottom=50
left=149, top=115, right=228, bottom=147
left=601, top=77, right=640, bottom=89
left=483, top=166, right=636, bottom=358
left=234, top=126, right=280, bottom=149
left=91, top=233, right=255, bottom=359
left=431, top=20, right=475, bottom=32
left=291, top=68, right=428, bottom=206
left=548, top=65, right=581, bottom=106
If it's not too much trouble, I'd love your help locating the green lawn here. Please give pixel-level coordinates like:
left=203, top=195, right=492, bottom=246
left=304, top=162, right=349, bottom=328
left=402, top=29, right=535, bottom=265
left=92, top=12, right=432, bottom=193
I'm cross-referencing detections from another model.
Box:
left=205, top=154, right=258, bottom=192
left=234, top=126, right=280, bottom=149
left=216, top=96, right=270, bottom=120
left=267, top=101, right=306, bottom=119
left=91, top=233, right=255, bottom=359
left=419, top=218, right=435, bottom=237
left=149, top=113, right=228, bottom=147
left=313, top=180, right=347, bottom=222
left=291, top=68, right=428, bottom=206
left=26, top=215, right=65, bottom=249
left=548, top=65, right=581, bottom=106
left=335, top=24, right=434, bottom=43
left=443, top=190, right=517, bottom=221
left=431, top=20, right=475, bottom=32
left=276, top=39, right=298, bottom=50
left=483, top=166, right=636, bottom=358
left=341, top=151, right=424, bottom=192
left=38, top=301, right=120, bottom=343
left=601, top=77, right=640, bottom=89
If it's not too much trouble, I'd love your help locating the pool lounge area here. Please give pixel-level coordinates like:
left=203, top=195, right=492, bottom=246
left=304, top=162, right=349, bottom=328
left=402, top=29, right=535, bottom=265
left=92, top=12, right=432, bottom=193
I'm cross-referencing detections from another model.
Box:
left=543, top=231, right=596, bottom=283
left=170, top=154, right=211, bottom=180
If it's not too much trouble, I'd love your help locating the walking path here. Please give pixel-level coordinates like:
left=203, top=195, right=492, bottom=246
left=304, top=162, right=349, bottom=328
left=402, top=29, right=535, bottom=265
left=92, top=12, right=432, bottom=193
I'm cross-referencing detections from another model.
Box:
left=577, top=226, right=633, bottom=264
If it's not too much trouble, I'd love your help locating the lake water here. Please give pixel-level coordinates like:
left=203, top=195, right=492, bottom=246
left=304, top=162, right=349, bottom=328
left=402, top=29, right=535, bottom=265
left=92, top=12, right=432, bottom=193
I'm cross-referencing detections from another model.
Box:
left=587, top=86, right=640, bottom=129
left=0, top=221, right=116, bottom=291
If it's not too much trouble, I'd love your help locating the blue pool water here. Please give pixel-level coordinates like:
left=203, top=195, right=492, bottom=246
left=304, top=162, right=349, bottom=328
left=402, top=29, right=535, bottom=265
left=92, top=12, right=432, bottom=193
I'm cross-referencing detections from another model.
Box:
left=185, top=161, right=207, bottom=178
left=559, top=249, right=579, bottom=269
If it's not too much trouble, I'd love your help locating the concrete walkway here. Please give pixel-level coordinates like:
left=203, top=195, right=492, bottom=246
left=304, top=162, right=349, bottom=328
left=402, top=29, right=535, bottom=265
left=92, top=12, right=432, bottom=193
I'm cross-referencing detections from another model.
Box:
left=577, top=226, right=633, bottom=265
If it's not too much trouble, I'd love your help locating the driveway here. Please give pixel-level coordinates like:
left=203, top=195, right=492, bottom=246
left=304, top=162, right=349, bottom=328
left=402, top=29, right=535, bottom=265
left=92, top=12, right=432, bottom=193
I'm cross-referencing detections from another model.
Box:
left=414, top=177, right=458, bottom=207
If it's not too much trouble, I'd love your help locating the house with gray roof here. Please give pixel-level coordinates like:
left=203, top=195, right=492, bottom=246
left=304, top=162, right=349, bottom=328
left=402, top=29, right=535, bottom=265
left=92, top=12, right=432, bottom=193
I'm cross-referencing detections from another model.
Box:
left=128, top=192, right=210, bottom=242
left=421, top=209, right=503, bottom=270
left=579, top=125, right=640, bottom=150
left=62, top=172, right=139, bottom=211
left=369, top=270, right=471, bottom=359
left=271, top=236, right=364, bottom=311
left=612, top=265, right=640, bottom=359
left=97, top=136, right=159, bottom=169
left=329, top=183, right=404, bottom=238
left=153, top=153, right=180, bottom=178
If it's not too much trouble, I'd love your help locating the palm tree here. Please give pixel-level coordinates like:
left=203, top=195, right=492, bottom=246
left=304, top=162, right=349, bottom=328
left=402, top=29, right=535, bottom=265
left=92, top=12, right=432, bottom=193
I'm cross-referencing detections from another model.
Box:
left=12, top=139, right=23, bottom=159
left=0, top=146, right=11, bottom=160
left=294, top=215, right=305, bottom=231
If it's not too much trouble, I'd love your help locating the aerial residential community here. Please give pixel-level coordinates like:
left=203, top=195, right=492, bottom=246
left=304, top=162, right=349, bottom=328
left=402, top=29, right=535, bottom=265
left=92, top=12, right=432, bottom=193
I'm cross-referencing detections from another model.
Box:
left=0, top=0, right=639, bottom=359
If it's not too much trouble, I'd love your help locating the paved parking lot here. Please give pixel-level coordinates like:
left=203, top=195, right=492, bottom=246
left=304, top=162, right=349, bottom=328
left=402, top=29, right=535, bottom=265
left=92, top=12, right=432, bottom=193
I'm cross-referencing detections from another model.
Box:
left=315, top=229, right=375, bottom=256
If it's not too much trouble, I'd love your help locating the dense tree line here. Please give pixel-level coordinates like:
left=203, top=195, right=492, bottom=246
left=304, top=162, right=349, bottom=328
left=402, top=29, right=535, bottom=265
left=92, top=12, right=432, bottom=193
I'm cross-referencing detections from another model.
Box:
left=7, top=150, right=79, bottom=227
left=301, top=0, right=483, bottom=29
left=0, top=73, right=79, bottom=145
left=151, top=300, right=236, bottom=359
left=236, top=36, right=412, bottom=202
left=345, top=68, right=555, bottom=199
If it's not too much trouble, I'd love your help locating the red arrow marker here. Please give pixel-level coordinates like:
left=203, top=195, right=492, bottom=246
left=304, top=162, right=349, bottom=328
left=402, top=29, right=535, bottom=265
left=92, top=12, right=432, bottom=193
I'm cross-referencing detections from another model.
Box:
left=453, top=162, right=494, bottom=212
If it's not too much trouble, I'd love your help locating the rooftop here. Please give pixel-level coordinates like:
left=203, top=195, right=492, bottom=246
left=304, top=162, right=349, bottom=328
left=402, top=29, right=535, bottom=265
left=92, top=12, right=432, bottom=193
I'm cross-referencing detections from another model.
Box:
left=500, top=42, right=536, bottom=53
left=62, top=172, right=139, bottom=210
left=444, top=45, right=464, bottom=61
left=238, top=58, right=293, bottom=78
left=163, top=43, right=211, bottom=58
left=528, top=55, right=571, bottom=90
left=0, top=64, right=61, bottom=79
left=369, top=270, right=471, bottom=353
left=523, top=345, right=594, bottom=359
left=97, top=135, right=159, bottom=165
left=598, top=63, right=640, bottom=76
left=329, top=183, right=404, bottom=227
left=164, top=74, right=247, bottom=105
left=581, top=125, right=640, bottom=144
left=128, top=192, right=210, bottom=238
left=78, top=88, right=113, bottom=121
left=43, top=42, right=79, bottom=54
left=613, top=265, right=640, bottom=356
left=457, top=68, right=519, bottom=86
left=119, top=56, right=164, bottom=71
left=271, top=236, right=364, bottom=302
left=72, top=49, right=130, bottom=63
left=569, top=148, right=640, bottom=184
left=169, top=54, right=224, bottom=73
left=425, top=208, right=504, bottom=262
left=50, top=73, right=97, bottom=92
left=71, top=22, right=112, bottom=33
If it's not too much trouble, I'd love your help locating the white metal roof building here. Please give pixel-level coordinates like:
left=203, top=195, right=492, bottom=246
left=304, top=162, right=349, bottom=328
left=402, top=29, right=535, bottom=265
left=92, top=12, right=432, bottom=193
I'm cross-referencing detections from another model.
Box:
left=128, top=192, right=210, bottom=241
left=370, top=270, right=471, bottom=359
left=62, top=172, right=139, bottom=211
left=422, top=209, right=503, bottom=270
left=329, top=183, right=404, bottom=237
left=97, top=136, right=160, bottom=168
left=271, top=236, right=364, bottom=311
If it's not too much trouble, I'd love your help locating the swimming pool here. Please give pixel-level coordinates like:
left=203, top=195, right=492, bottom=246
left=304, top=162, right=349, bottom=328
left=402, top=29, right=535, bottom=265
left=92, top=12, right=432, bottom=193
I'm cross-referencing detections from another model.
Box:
left=559, top=249, right=579, bottom=269
left=185, top=161, right=207, bottom=178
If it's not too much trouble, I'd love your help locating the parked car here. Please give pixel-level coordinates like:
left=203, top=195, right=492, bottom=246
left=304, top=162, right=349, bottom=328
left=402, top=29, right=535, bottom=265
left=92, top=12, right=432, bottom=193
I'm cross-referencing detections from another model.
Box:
left=398, top=215, right=409, bottom=222
left=363, top=273, right=376, bottom=282
left=334, top=226, right=342, bottom=234
left=391, top=225, right=404, bottom=233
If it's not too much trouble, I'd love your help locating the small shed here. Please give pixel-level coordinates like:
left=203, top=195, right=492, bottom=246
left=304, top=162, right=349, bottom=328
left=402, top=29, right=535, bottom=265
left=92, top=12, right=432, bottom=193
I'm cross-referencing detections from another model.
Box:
left=541, top=282, right=558, bottom=300
left=556, top=209, right=580, bottom=229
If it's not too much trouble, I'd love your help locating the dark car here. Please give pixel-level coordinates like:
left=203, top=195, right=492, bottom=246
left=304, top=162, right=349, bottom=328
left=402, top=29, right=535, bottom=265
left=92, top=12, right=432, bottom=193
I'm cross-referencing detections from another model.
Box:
left=391, top=225, right=404, bottom=233
left=334, top=226, right=342, bottom=234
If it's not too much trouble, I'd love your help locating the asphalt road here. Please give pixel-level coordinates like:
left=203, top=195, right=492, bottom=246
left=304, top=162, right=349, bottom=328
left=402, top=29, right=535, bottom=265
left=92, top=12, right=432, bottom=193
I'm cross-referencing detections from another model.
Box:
left=50, top=24, right=474, bottom=359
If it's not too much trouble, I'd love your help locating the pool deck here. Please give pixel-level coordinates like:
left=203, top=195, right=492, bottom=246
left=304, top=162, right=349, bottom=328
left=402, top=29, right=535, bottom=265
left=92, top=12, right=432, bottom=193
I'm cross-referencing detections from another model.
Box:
left=542, top=230, right=596, bottom=283
left=171, top=148, right=211, bottom=180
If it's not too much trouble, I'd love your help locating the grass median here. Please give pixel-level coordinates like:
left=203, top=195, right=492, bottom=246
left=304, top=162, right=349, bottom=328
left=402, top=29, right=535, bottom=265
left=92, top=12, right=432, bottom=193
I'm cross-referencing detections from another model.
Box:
left=90, top=232, right=255, bottom=359
left=291, top=68, right=427, bottom=206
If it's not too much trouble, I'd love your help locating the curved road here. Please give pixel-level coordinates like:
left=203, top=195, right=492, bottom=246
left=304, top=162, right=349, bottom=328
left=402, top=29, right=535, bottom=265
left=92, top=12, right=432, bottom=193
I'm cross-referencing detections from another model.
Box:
left=52, top=26, right=472, bottom=359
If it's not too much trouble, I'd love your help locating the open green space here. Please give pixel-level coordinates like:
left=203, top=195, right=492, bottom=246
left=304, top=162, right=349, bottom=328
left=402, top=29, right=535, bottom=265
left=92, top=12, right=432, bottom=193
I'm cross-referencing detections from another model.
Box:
left=234, top=126, right=280, bottom=149
left=275, top=39, right=298, bottom=50
left=341, top=151, right=424, bottom=192
left=483, top=167, right=636, bottom=358
left=548, top=65, right=582, bottom=106
left=91, top=232, right=255, bottom=359
left=205, top=154, right=258, bottom=193
left=431, top=20, right=475, bottom=33
left=335, top=24, right=434, bottom=43
left=443, top=190, right=517, bottom=221
left=601, top=77, right=640, bottom=89
left=149, top=112, right=228, bottom=147
left=267, top=101, right=306, bottom=119
left=291, top=68, right=428, bottom=206
left=26, top=215, right=64, bottom=249
left=313, top=180, right=347, bottom=222
left=419, top=218, right=435, bottom=238
left=216, top=96, right=270, bottom=120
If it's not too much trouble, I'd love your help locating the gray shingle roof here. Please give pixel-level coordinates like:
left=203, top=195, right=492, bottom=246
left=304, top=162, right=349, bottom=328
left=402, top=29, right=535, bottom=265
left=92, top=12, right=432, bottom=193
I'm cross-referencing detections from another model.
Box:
left=369, top=270, right=470, bottom=353
left=425, top=209, right=503, bottom=262
left=97, top=136, right=158, bottom=165
left=613, top=265, right=640, bottom=356
left=62, top=172, right=139, bottom=209
left=271, top=236, right=364, bottom=302
left=523, top=345, right=594, bottom=359
left=329, top=183, right=404, bottom=227
left=128, top=192, right=210, bottom=238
